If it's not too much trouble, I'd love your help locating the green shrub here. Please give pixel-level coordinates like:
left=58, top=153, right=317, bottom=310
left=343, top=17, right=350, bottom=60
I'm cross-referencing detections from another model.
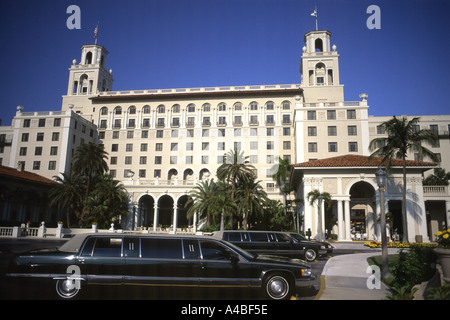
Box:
left=391, top=244, right=437, bottom=289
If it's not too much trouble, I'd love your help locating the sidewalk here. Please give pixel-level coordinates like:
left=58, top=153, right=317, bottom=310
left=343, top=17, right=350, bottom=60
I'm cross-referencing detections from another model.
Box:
left=316, top=242, right=399, bottom=300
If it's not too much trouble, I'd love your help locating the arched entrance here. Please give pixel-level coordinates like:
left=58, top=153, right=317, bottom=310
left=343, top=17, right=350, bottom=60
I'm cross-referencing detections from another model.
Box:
left=349, top=181, right=376, bottom=239
left=138, top=195, right=154, bottom=228
left=177, top=195, right=192, bottom=229
left=158, top=195, right=174, bottom=227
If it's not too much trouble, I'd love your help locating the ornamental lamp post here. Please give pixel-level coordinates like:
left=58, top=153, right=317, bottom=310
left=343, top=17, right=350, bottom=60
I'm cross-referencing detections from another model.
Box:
left=375, top=168, right=390, bottom=278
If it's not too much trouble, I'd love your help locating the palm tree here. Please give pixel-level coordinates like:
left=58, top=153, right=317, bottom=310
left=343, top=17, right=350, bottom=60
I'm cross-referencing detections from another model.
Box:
left=235, top=176, right=268, bottom=229
left=72, top=142, right=109, bottom=193
left=271, top=157, right=294, bottom=214
left=306, top=190, right=332, bottom=241
left=263, top=200, right=290, bottom=231
left=90, top=175, right=129, bottom=226
left=423, top=168, right=450, bottom=186
left=50, top=170, right=84, bottom=227
left=186, top=179, right=232, bottom=229
left=72, top=143, right=109, bottom=219
left=369, top=116, right=438, bottom=242
left=217, top=149, right=256, bottom=229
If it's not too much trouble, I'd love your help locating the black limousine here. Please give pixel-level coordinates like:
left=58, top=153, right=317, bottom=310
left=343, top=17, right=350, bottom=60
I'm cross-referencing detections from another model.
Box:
left=7, top=233, right=313, bottom=300
left=213, top=230, right=327, bottom=262
left=285, top=232, right=334, bottom=255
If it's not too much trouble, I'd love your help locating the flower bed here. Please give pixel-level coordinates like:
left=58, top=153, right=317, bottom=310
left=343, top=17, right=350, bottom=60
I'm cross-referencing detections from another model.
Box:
left=364, top=241, right=437, bottom=249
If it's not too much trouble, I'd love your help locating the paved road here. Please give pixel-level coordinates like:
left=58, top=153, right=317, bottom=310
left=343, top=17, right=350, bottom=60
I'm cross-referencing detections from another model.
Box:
left=0, top=238, right=372, bottom=300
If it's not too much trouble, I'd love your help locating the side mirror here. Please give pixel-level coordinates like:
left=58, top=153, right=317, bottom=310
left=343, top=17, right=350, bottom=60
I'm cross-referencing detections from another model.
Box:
left=227, top=251, right=239, bottom=263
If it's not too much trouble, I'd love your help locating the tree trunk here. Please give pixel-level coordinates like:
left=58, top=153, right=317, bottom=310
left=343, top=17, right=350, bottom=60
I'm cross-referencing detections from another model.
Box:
left=402, top=159, right=409, bottom=242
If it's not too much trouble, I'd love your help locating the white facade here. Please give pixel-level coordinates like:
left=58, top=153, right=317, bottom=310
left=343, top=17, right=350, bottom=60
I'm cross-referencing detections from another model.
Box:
left=0, top=29, right=449, bottom=236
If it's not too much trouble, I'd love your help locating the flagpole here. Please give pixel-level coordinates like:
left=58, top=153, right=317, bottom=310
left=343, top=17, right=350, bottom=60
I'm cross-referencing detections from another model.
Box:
left=315, top=6, right=318, bottom=31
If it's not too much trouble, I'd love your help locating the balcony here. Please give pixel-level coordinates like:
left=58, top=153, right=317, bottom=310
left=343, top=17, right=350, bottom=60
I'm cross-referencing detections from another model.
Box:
left=423, top=185, right=450, bottom=201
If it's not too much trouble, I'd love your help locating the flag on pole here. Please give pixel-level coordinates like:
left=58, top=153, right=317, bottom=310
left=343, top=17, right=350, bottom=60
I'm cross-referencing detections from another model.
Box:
left=94, top=24, right=99, bottom=39
left=94, top=22, right=99, bottom=45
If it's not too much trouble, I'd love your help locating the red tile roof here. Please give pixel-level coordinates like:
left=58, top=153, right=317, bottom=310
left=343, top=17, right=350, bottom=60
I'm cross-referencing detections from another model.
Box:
left=293, top=154, right=436, bottom=168
left=0, top=165, right=56, bottom=185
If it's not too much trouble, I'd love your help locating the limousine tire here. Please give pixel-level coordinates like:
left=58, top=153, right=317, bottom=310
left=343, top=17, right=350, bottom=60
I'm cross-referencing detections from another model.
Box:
left=304, top=248, right=317, bottom=262
left=55, top=279, right=82, bottom=299
left=263, top=273, right=293, bottom=300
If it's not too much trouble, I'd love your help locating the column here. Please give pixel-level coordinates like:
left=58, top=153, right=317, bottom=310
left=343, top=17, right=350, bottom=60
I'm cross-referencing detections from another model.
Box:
left=344, top=199, right=351, bottom=241
left=153, top=203, right=159, bottom=231
left=172, top=203, right=178, bottom=234
left=337, top=200, right=344, bottom=241
left=446, top=201, right=450, bottom=229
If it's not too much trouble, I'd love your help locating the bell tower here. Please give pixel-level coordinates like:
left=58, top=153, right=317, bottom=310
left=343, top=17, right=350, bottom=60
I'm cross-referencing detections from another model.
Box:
left=66, top=44, right=114, bottom=96
left=300, top=30, right=344, bottom=102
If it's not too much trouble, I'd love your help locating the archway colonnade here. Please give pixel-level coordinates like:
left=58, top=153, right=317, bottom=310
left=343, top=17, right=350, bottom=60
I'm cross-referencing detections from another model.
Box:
left=133, top=193, right=195, bottom=234
left=291, top=155, right=436, bottom=243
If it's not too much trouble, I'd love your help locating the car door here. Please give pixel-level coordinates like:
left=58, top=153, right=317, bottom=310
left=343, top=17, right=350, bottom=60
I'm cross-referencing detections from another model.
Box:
left=123, top=237, right=200, bottom=287
left=247, top=232, right=272, bottom=255
left=77, top=236, right=126, bottom=284
left=198, top=239, right=253, bottom=288
left=274, top=233, right=305, bottom=257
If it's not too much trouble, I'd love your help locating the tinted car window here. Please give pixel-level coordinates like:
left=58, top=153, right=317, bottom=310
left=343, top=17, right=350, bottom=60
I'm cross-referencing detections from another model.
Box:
left=81, top=237, right=96, bottom=256
left=267, top=233, right=277, bottom=242
left=250, top=232, right=268, bottom=242
left=227, top=232, right=242, bottom=242
left=124, top=237, right=140, bottom=258
left=93, top=237, right=123, bottom=257
left=241, top=232, right=250, bottom=241
left=141, top=238, right=182, bottom=259
left=183, top=239, right=200, bottom=260
left=200, top=240, right=234, bottom=260
left=276, top=233, right=292, bottom=243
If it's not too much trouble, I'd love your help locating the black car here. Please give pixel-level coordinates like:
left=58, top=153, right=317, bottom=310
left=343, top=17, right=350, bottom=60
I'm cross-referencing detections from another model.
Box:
left=7, top=233, right=312, bottom=300
left=285, top=232, right=334, bottom=255
left=213, top=230, right=327, bottom=262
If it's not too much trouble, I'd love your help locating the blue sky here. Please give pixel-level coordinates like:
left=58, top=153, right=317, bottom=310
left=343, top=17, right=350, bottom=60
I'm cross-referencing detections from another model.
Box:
left=0, top=0, right=449, bottom=124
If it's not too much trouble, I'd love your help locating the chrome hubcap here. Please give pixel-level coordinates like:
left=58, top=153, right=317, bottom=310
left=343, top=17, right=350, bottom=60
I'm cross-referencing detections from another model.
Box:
left=267, top=277, right=288, bottom=299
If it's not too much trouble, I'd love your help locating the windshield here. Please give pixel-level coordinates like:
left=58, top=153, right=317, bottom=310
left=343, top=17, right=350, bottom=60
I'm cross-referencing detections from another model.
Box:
left=289, top=233, right=306, bottom=242
left=221, top=240, right=256, bottom=260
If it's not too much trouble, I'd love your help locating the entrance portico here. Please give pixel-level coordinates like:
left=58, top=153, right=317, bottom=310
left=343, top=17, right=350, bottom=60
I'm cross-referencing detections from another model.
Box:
left=290, top=155, right=436, bottom=242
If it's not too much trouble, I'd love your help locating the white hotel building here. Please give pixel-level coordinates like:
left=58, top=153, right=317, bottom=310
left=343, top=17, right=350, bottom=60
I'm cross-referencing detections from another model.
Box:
left=0, top=29, right=449, bottom=242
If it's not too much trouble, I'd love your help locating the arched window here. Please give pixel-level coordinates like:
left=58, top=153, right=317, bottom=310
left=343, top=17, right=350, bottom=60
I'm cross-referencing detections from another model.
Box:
left=249, top=101, right=258, bottom=111
left=202, top=103, right=211, bottom=112
left=282, top=101, right=291, bottom=110
left=142, top=105, right=150, bottom=114
left=172, top=104, right=180, bottom=113
left=315, top=38, right=323, bottom=52
left=79, top=74, right=89, bottom=94
left=157, top=105, right=165, bottom=114
left=128, top=106, right=136, bottom=114
left=315, top=62, right=326, bottom=85
left=218, top=103, right=226, bottom=112
left=100, top=107, right=108, bottom=115
left=265, top=101, right=274, bottom=110
left=85, top=52, right=93, bottom=64
left=187, top=104, right=195, bottom=113
left=234, top=102, right=242, bottom=111
left=114, top=106, right=122, bottom=115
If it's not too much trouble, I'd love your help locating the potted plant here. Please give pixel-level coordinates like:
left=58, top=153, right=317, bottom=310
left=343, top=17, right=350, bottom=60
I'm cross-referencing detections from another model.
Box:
left=434, top=229, right=450, bottom=283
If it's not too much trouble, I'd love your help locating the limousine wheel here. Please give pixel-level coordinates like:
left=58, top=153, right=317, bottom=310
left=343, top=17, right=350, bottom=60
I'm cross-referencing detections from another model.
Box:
left=263, top=274, right=292, bottom=300
left=55, top=279, right=81, bottom=299
left=304, top=248, right=317, bottom=261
